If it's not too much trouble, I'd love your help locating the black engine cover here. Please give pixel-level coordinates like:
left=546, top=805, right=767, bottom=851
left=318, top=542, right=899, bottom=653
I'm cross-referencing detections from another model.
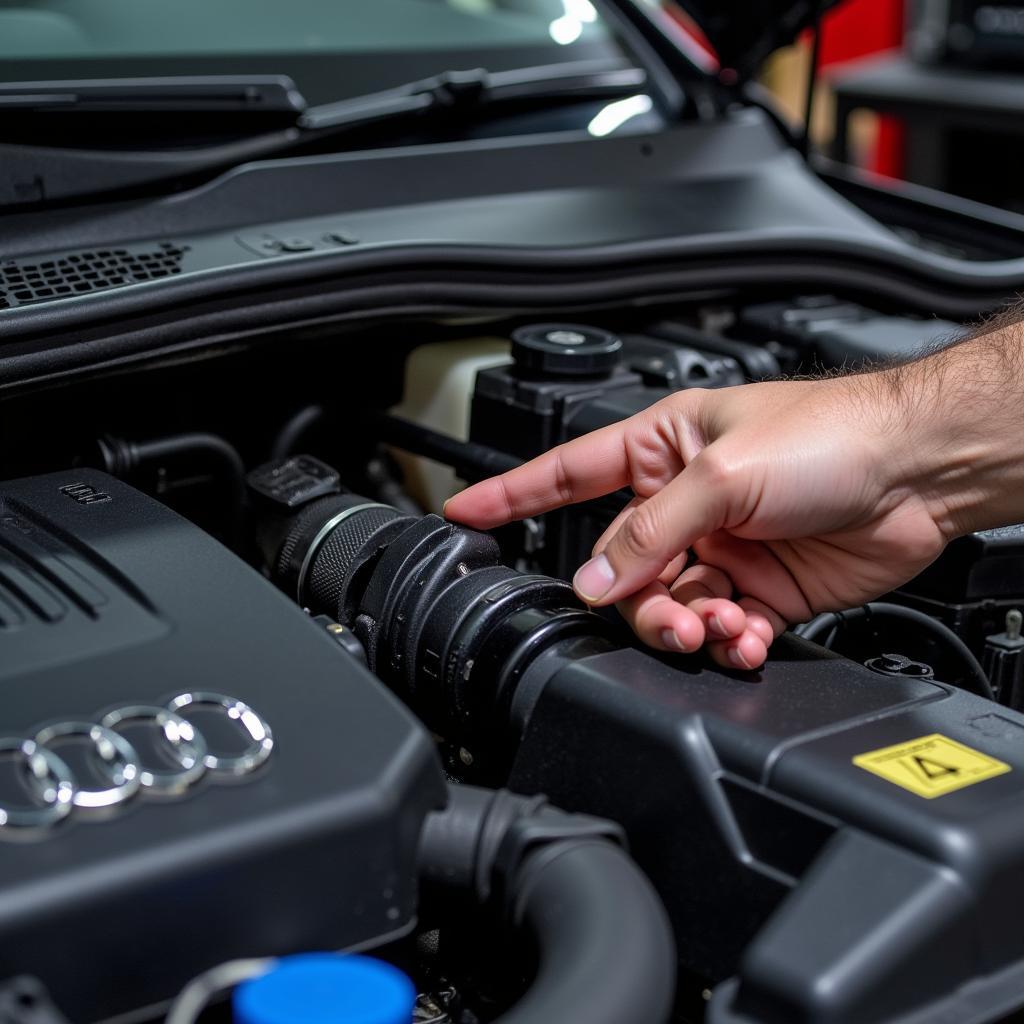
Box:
left=0, top=471, right=445, bottom=1021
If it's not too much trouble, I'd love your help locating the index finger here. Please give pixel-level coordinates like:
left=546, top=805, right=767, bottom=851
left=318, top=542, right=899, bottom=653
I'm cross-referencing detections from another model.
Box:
left=443, top=419, right=633, bottom=529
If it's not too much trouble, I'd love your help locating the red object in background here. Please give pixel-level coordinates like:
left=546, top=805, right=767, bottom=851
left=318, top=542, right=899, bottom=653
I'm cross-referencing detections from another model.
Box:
left=872, top=115, right=905, bottom=178
left=819, top=0, right=902, bottom=65
left=820, top=0, right=905, bottom=177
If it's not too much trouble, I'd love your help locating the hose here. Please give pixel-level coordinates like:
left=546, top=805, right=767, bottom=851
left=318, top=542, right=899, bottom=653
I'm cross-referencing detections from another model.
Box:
left=374, top=413, right=522, bottom=479
left=92, top=432, right=247, bottom=542
left=271, top=404, right=325, bottom=460
left=94, top=431, right=245, bottom=504
left=501, top=840, right=674, bottom=1024
left=418, top=785, right=676, bottom=1024
left=129, top=433, right=246, bottom=501
left=795, top=601, right=994, bottom=700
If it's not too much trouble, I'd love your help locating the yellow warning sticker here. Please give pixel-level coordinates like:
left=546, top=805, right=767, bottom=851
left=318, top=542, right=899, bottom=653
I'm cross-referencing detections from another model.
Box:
left=853, top=733, right=1010, bottom=799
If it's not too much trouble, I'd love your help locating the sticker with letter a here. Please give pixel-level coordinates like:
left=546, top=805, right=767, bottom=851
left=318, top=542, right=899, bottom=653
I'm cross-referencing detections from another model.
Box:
left=853, top=733, right=1010, bottom=798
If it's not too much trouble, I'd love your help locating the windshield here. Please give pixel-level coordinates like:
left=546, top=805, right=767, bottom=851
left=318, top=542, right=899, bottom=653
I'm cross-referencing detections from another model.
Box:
left=0, top=0, right=623, bottom=103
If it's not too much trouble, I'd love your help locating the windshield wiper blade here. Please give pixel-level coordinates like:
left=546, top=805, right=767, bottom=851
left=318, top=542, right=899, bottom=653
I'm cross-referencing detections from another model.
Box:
left=0, top=75, right=307, bottom=115
left=0, top=60, right=647, bottom=210
left=300, top=59, right=646, bottom=131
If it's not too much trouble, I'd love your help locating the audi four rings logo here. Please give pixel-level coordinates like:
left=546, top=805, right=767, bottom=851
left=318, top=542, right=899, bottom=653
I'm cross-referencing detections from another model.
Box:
left=0, top=692, right=273, bottom=839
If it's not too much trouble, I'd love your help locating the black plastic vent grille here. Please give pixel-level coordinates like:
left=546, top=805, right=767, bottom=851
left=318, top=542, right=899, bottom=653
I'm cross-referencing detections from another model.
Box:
left=0, top=512, right=109, bottom=629
left=0, top=241, right=190, bottom=309
left=0, top=497, right=166, bottom=676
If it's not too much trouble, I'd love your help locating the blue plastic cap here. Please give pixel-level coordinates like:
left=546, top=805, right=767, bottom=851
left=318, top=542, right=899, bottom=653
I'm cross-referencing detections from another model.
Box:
left=233, top=953, right=416, bottom=1024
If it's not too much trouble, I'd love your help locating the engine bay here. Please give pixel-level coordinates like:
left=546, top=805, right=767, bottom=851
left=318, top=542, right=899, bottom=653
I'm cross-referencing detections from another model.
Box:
left=3, top=283, right=1024, bottom=1024
left=8, top=0, right=1024, bottom=1015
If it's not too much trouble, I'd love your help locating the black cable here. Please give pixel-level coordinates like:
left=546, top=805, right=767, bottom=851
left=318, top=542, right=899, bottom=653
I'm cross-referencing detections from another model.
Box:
left=364, top=448, right=424, bottom=516
left=795, top=602, right=994, bottom=700
left=794, top=610, right=841, bottom=643
left=802, top=2, right=826, bottom=158
left=271, top=404, right=325, bottom=461
left=418, top=785, right=676, bottom=1024
left=273, top=408, right=521, bottom=484
left=373, top=413, right=522, bottom=479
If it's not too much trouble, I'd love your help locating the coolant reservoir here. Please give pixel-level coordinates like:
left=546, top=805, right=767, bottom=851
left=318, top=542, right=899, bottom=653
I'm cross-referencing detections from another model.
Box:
left=390, top=337, right=511, bottom=512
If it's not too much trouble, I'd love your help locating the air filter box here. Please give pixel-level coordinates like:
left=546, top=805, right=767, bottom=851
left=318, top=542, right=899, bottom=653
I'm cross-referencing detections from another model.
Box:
left=510, top=639, right=1024, bottom=1024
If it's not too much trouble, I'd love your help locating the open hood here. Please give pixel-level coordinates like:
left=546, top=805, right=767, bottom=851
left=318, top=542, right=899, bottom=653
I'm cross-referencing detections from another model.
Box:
left=671, top=0, right=842, bottom=79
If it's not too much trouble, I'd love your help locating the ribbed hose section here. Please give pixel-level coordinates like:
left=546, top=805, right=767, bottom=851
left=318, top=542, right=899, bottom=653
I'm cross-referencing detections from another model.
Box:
left=274, top=496, right=353, bottom=588
left=305, top=505, right=403, bottom=615
left=271, top=493, right=407, bottom=608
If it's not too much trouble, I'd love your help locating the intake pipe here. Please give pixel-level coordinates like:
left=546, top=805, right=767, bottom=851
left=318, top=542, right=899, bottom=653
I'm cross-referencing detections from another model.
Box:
left=418, top=785, right=676, bottom=1024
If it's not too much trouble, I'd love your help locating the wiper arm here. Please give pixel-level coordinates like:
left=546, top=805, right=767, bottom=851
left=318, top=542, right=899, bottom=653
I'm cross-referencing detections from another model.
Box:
left=300, top=59, right=647, bottom=131
left=0, top=75, right=306, bottom=115
left=0, top=60, right=647, bottom=210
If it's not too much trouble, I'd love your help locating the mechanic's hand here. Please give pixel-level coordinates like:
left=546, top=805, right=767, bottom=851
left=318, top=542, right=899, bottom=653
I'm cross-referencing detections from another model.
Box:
left=443, top=377, right=951, bottom=670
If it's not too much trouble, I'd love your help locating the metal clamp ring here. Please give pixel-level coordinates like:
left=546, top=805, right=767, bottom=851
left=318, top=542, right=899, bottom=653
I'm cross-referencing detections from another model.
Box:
left=0, top=738, right=75, bottom=835
left=100, top=705, right=209, bottom=797
left=166, top=692, right=274, bottom=777
left=295, top=502, right=390, bottom=604
left=33, top=722, right=141, bottom=810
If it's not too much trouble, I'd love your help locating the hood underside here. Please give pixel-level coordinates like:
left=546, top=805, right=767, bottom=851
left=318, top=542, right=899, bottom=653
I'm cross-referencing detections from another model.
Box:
left=669, top=0, right=841, bottom=78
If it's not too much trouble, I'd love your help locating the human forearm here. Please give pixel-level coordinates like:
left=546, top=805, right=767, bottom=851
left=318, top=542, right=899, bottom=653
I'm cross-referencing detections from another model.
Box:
left=868, top=311, right=1024, bottom=540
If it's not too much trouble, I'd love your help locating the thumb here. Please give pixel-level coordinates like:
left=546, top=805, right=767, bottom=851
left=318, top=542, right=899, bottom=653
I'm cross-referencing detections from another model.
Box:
left=571, top=454, right=732, bottom=606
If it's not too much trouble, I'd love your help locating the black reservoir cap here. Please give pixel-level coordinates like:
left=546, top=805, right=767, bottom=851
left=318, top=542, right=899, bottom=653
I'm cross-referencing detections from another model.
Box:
left=511, top=323, right=622, bottom=378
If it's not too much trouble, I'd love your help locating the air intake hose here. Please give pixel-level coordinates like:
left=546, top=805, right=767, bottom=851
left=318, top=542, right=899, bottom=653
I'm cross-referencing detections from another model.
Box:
left=418, top=785, right=676, bottom=1024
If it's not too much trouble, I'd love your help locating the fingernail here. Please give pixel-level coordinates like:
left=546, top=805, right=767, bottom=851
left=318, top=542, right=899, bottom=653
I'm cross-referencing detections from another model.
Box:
left=441, top=499, right=451, bottom=518
left=728, top=647, right=751, bottom=670
left=661, top=629, right=688, bottom=652
left=573, top=554, right=615, bottom=602
left=710, top=614, right=726, bottom=636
